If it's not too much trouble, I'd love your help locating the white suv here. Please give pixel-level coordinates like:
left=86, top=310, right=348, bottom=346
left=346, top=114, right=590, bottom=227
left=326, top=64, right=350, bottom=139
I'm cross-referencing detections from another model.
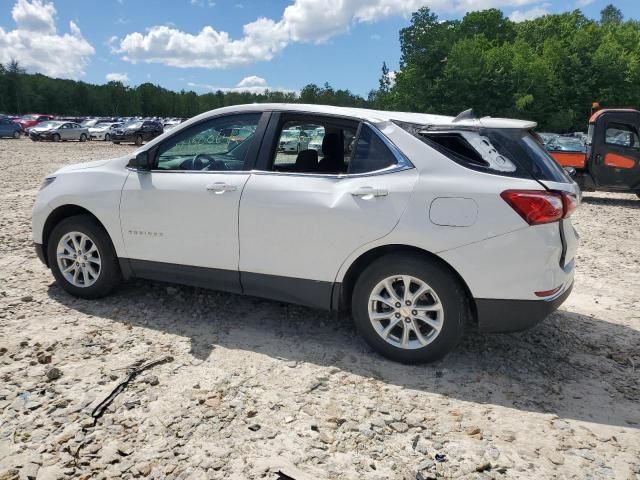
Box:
left=32, top=104, right=580, bottom=363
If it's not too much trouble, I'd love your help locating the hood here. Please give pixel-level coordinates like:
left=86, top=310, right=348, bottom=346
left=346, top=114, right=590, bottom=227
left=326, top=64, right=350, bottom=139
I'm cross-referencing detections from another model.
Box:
left=55, top=158, right=112, bottom=173
left=32, top=126, right=56, bottom=132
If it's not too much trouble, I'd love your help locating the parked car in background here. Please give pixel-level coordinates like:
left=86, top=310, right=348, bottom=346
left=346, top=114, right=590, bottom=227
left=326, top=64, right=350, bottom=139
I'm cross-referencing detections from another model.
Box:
left=29, top=121, right=89, bottom=142
left=537, top=132, right=559, bottom=148
left=0, top=117, right=22, bottom=138
left=111, top=120, right=163, bottom=145
left=32, top=104, right=579, bottom=363
left=89, top=122, right=123, bottom=141
left=16, top=114, right=54, bottom=134
left=163, top=118, right=184, bottom=131
left=307, top=127, right=325, bottom=152
left=278, top=128, right=311, bottom=152
left=547, top=136, right=586, bottom=153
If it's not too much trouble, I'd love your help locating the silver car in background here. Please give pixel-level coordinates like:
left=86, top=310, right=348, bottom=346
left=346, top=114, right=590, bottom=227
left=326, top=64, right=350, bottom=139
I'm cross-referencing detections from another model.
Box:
left=89, top=122, right=123, bottom=141
left=29, top=121, right=89, bottom=142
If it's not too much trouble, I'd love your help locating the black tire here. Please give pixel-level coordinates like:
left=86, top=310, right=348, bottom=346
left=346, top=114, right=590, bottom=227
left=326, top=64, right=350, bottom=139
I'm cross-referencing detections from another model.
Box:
left=351, top=253, right=468, bottom=363
left=52, top=133, right=60, bottom=142
left=12, top=131, right=20, bottom=139
left=104, top=133, right=110, bottom=142
left=30, top=136, right=38, bottom=142
left=135, top=135, right=143, bottom=146
left=113, top=141, right=120, bottom=144
left=79, top=134, right=87, bottom=142
left=47, top=215, right=121, bottom=299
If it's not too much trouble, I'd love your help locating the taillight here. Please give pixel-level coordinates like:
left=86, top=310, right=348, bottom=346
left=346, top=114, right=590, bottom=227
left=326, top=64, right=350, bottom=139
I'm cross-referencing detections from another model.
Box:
left=501, top=190, right=564, bottom=225
left=560, top=192, right=578, bottom=218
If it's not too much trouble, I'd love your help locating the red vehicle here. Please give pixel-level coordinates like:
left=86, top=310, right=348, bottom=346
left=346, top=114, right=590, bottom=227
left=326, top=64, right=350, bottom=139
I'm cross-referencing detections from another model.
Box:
left=16, top=114, right=55, bottom=134
left=549, top=108, right=640, bottom=198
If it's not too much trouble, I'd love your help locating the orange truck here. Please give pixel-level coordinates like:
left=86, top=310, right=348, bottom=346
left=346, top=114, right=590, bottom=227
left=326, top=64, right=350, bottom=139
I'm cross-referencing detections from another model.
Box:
left=548, top=109, right=640, bottom=198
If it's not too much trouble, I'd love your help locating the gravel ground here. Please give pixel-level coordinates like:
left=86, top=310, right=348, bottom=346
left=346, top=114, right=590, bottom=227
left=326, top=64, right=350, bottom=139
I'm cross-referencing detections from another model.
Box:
left=0, top=139, right=639, bottom=480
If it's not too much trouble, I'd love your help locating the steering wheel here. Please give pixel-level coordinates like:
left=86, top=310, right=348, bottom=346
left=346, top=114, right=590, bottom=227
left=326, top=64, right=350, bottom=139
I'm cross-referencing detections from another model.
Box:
left=193, top=153, right=215, bottom=170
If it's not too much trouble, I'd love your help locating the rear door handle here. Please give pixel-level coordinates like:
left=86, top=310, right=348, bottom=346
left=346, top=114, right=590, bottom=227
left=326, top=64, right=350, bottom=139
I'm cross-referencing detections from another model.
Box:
left=206, top=182, right=237, bottom=194
left=350, top=186, right=388, bottom=198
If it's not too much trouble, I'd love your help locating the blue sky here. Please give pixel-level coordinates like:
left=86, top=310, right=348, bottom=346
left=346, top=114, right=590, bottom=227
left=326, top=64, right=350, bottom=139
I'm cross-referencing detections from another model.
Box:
left=0, top=0, right=638, bottom=96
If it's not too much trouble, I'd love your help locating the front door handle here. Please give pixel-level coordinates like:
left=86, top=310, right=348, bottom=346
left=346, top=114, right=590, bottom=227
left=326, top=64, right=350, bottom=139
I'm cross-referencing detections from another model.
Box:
left=206, top=182, right=237, bottom=194
left=350, top=186, right=388, bottom=198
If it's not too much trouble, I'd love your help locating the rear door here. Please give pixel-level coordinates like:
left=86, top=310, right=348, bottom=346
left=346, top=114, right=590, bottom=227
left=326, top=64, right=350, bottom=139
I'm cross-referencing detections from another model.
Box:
left=238, top=113, right=418, bottom=309
left=590, top=111, right=640, bottom=190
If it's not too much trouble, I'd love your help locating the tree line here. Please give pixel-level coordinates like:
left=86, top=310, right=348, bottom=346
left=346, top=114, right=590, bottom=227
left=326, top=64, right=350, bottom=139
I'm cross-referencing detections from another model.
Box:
left=1, top=4, right=638, bottom=132
left=0, top=62, right=368, bottom=119
left=374, top=4, right=640, bottom=132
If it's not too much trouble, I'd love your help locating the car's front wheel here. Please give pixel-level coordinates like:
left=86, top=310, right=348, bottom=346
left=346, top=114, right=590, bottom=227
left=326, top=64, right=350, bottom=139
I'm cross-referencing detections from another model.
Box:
left=47, top=215, right=121, bottom=299
left=351, top=253, right=468, bottom=363
left=104, top=133, right=110, bottom=142
left=135, top=135, right=143, bottom=146
left=52, top=133, right=60, bottom=142
left=79, top=134, right=87, bottom=142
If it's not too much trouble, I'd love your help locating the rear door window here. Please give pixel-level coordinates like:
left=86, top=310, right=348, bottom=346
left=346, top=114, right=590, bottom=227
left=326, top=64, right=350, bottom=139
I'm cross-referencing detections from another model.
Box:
left=349, top=125, right=398, bottom=174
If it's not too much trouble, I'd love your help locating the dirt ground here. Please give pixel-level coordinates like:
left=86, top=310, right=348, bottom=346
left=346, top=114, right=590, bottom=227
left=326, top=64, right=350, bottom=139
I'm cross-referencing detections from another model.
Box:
left=0, top=139, right=639, bottom=480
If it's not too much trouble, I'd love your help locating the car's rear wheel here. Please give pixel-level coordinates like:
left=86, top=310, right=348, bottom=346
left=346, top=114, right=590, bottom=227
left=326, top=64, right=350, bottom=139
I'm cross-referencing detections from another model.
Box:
left=52, top=133, right=60, bottom=142
left=135, top=135, right=143, bottom=146
left=79, top=134, right=87, bottom=142
left=351, top=253, right=468, bottom=363
left=47, top=215, right=121, bottom=299
left=12, top=131, right=20, bottom=139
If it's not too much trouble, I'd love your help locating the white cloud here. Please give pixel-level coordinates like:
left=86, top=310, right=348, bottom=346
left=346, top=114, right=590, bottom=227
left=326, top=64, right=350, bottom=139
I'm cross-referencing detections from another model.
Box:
left=509, top=5, right=550, bottom=22
left=188, top=76, right=295, bottom=94
left=105, top=72, right=129, bottom=82
left=114, top=0, right=539, bottom=70
left=574, top=0, right=593, bottom=6
left=0, top=0, right=94, bottom=79
left=236, top=75, right=267, bottom=88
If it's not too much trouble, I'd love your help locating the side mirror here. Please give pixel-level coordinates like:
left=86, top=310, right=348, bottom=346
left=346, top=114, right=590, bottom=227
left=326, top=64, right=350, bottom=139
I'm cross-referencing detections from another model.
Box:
left=564, top=167, right=576, bottom=178
left=134, top=151, right=152, bottom=171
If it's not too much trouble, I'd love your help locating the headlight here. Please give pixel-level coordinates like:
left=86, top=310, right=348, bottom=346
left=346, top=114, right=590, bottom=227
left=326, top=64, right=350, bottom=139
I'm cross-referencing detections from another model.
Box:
left=40, top=177, right=56, bottom=190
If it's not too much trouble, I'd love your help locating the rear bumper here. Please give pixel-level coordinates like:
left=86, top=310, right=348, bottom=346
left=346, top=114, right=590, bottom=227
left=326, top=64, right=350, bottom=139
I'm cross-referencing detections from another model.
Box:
left=476, top=281, right=573, bottom=333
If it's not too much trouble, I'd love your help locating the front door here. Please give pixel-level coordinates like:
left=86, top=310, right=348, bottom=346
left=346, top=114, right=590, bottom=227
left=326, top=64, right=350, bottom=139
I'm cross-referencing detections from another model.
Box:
left=590, top=111, right=640, bottom=190
left=119, top=112, right=266, bottom=291
left=239, top=114, right=418, bottom=309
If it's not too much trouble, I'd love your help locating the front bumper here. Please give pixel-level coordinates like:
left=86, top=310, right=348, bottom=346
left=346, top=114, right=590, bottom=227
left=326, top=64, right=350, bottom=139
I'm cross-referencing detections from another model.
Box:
left=475, top=281, right=573, bottom=333
left=30, top=132, right=54, bottom=141
left=111, top=133, right=136, bottom=142
left=34, top=243, right=48, bottom=267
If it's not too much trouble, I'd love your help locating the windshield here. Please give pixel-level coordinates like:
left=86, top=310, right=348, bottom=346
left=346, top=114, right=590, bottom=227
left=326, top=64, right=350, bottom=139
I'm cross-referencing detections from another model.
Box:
left=125, top=121, right=143, bottom=129
left=21, top=114, right=39, bottom=121
left=547, top=137, right=586, bottom=152
left=37, top=121, right=61, bottom=129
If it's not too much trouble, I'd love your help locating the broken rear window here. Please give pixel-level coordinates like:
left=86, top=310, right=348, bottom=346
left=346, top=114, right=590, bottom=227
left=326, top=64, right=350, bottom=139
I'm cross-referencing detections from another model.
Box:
left=396, top=121, right=570, bottom=183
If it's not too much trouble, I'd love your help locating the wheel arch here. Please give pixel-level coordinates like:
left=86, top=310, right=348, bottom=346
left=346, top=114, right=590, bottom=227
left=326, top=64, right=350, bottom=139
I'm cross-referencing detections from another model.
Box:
left=334, top=244, right=477, bottom=323
left=41, top=205, right=110, bottom=267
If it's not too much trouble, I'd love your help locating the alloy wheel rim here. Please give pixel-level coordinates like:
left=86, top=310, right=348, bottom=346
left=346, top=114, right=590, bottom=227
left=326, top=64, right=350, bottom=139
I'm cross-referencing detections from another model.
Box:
left=368, top=275, right=444, bottom=350
left=56, top=231, right=101, bottom=288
